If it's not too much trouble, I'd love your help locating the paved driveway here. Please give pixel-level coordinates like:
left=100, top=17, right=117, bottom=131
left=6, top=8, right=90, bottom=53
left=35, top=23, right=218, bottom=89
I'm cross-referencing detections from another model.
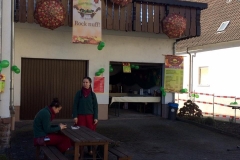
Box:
left=97, top=113, right=240, bottom=160
left=8, top=112, right=240, bottom=160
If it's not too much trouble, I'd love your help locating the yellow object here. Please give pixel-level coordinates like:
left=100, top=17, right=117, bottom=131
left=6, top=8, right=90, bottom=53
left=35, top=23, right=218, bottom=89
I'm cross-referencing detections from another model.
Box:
left=0, top=74, right=6, bottom=93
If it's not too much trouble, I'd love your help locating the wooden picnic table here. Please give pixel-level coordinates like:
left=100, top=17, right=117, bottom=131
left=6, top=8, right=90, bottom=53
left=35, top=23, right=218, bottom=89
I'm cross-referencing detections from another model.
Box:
left=61, top=126, right=113, bottom=160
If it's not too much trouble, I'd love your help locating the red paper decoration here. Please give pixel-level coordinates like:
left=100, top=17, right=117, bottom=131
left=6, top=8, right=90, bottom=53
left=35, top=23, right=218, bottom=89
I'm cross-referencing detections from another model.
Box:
left=34, top=0, right=66, bottom=30
left=162, top=13, right=187, bottom=39
left=111, top=0, right=132, bottom=7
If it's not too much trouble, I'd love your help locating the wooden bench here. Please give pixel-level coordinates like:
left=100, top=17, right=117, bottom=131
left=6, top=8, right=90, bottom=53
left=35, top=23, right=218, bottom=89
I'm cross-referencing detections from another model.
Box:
left=36, top=146, right=68, bottom=160
left=108, top=147, right=132, bottom=160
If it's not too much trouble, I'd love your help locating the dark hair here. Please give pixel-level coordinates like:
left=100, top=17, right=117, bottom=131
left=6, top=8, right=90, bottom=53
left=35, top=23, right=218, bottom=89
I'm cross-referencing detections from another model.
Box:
left=49, top=98, right=61, bottom=108
left=83, top=76, right=93, bottom=89
left=83, top=76, right=92, bottom=83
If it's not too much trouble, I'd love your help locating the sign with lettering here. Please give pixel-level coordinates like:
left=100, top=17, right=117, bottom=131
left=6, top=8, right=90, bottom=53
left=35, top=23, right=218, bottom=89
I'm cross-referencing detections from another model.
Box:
left=0, top=74, right=6, bottom=93
left=94, top=77, right=104, bottom=93
left=72, top=0, right=102, bottom=44
left=0, top=0, right=1, bottom=52
left=164, top=55, right=184, bottom=93
left=122, top=63, right=131, bottom=73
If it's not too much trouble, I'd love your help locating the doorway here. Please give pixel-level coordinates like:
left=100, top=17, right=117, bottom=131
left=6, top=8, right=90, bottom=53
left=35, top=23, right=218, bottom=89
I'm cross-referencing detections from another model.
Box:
left=109, top=62, right=163, bottom=117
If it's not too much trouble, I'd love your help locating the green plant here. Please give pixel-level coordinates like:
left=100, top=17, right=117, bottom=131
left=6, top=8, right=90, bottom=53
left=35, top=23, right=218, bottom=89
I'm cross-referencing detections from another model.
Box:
left=194, top=116, right=205, bottom=124
left=229, top=117, right=234, bottom=123
left=230, top=102, right=238, bottom=105
left=178, top=100, right=203, bottom=118
left=0, top=154, right=8, bottom=160
left=204, top=117, right=215, bottom=126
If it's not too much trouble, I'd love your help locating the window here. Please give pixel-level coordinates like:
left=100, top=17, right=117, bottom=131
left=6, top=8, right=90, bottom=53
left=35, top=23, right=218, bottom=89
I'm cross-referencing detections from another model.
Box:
left=199, top=67, right=209, bottom=86
left=217, top=21, right=230, bottom=32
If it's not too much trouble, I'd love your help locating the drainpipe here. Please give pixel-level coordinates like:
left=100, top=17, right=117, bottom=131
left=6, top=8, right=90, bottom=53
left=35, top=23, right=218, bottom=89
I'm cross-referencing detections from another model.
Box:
left=173, top=42, right=177, bottom=55
left=0, top=0, right=2, bottom=103
left=172, top=42, right=177, bottom=102
left=10, top=0, right=15, bottom=131
left=186, top=48, right=192, bottom=98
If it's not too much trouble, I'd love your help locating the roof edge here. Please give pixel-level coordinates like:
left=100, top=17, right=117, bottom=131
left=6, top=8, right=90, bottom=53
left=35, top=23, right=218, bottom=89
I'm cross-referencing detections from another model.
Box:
left=134, top=0, right=208, bottom=9
left=176, top=36, right=197, bottom=42
left=176, top=39, right=240, bottom=54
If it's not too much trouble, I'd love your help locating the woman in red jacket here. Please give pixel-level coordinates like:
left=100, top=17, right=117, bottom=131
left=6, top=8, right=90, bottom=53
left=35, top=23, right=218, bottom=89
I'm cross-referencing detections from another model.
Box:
left=33, top=98, right=72, bottom=153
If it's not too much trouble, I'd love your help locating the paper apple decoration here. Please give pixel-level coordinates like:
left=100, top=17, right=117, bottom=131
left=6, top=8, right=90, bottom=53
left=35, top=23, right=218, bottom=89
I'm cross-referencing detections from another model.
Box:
left=34, top=0, right=66, bottom=30
left=111, top=0, right=132, bottom=7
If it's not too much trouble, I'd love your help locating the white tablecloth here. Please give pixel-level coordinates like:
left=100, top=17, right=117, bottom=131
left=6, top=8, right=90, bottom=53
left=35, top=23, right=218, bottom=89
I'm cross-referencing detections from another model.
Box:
left=110, top=96, right=161, bottom=104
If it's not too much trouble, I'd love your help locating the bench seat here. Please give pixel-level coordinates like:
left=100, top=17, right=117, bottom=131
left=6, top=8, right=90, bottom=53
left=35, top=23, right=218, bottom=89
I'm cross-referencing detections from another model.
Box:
left=108, top=147, right=132, bottom=160
left=37, top=146, right=68, bottom=160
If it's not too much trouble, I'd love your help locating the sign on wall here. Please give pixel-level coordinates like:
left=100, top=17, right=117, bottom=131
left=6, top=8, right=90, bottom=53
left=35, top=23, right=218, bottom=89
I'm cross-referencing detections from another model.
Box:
left=0, top=74, right=5, bottom=93
left=72, top=0, right=102, bottom=44
left=94, top=76, right=104, bottom=93
left=0, top=0, right=2, bottom=52
left=164, top=55, right=184, bottom=93
left=122, top=62, right=131, bottom=73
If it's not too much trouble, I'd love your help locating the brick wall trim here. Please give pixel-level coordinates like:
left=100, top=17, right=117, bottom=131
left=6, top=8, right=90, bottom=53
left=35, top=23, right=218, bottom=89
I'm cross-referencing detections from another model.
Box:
left=0, top=117, right=11, bottom=124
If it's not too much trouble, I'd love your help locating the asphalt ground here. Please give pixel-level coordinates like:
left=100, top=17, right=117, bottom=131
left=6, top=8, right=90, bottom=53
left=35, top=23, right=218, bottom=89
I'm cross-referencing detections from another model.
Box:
left=5, top=109, right=240, bottom=160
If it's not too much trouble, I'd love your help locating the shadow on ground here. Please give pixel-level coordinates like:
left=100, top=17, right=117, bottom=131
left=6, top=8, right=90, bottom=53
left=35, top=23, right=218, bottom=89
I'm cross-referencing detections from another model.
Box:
left=4, top=109, right=240, bottom=160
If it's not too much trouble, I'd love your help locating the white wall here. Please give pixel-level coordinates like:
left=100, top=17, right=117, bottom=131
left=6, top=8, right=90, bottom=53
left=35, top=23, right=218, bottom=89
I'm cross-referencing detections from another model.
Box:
left=0, top=0, right=11, bottom=118
left=177, top=45, right=240, bottom=121
left=192, top=46, right=240, bottom=96
left=14, top=23, right=175, bottom=106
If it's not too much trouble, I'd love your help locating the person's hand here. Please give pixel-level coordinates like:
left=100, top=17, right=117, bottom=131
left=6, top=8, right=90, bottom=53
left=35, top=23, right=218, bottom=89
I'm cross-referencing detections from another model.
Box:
left=59, top=123, right=67, bottom=130
left=94, top=119, right=98, bottom=125
left=73, top=118, right=78, bottom=125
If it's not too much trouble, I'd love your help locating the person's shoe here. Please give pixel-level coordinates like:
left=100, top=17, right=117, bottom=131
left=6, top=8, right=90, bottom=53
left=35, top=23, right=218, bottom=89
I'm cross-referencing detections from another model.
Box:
left=65, top=146, right=74, bottom=154
left=88, top=150, right=93, bottom=156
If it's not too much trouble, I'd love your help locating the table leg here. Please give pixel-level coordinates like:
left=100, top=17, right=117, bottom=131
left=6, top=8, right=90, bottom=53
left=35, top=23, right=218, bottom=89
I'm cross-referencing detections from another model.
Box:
left=144, top=103, right=148, bottom=113
left=74, top=143, right=80, bottom=160
left=80, top=146, right=84, bottom=160
left=103, top=144, right=108, bottom=160
left=36, top=146, right=40, bottom=160
left=93, top=145, right=97, bottom=160
left=118, top=102, right=120, bottom=117
left=235, top=108, right=237, bottom=123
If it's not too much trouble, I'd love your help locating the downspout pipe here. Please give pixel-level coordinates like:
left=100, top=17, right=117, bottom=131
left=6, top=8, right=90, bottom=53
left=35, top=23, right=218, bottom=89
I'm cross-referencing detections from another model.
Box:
left=10, top=0, right=15, bottom=131
left=172, top=41, right=177, bottom=103
left=0, top=0, right=2, bottom=103
left=187, top=47, right=193, bottom=97
left=173, top=42, right=177, bottom=55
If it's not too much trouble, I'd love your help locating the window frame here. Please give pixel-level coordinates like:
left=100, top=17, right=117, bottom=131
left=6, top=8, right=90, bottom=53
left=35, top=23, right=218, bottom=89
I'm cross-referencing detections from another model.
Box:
left=198, top=66, right=210, bottom=87
left=217, top=21, right=230, bottom=32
